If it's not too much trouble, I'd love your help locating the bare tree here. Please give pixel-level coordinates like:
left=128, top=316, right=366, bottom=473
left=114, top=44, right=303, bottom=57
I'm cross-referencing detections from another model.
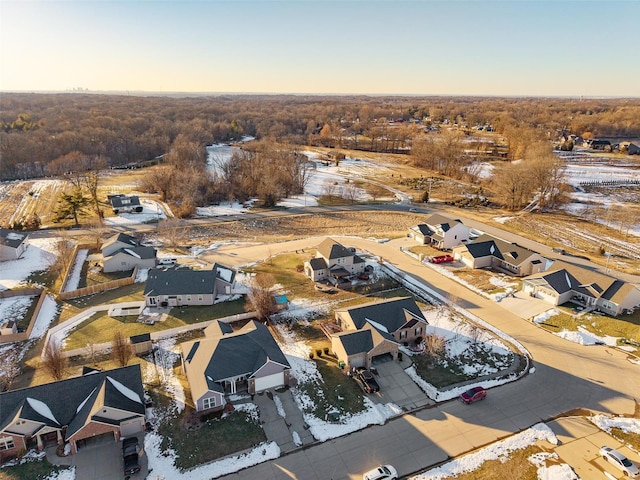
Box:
left=42, top=339, right=67, bottom=381
left=0, top=349, right=21, bottom=391
left=158, top=218, right=187, bottom=251
left=111, top=330, right=134, bottom=367
left=246, top=273, right=278, bottom=321
left=50, top=235, right=75, bottom=280
left=423, top=334, right=447, bottom=367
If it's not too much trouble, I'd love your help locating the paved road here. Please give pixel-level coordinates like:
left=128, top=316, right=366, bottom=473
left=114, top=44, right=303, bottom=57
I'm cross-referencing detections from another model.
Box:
left=199, top=235, right=639, bottom=480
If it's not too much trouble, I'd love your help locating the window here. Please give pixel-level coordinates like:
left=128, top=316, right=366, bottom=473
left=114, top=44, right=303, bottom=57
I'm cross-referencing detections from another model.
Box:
left=186, top=295, right=191, bottom=302
left=202, top=397, right=216, bottom=410
left=0, top=437, right=15, bottom=451
left=399, top=330, right=407, bottom=339
left=415, top=327, right=422, bottom=336
left=198, top=295, right=203, bottom=301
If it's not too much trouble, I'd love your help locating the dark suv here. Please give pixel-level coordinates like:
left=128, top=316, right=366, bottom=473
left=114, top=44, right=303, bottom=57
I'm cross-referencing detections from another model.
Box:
left=122, top=437, right=141, bottom=475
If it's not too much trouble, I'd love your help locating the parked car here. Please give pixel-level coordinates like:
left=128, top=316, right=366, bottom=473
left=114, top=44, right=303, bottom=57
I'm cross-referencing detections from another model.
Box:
left=460, top=386, right=487, bottom=404
left=354, top=368, right=380, bottom=394
left=600, top=446, right=639, bottom=477
left=122, top=437, right=139, bottom=457
left=158, top=257, right=177, bottom=266
left=123, top=453, right=141, bottom=475
left=363, top=464, right=398, bottom=480
left=429, top=255, right=454, bottom=264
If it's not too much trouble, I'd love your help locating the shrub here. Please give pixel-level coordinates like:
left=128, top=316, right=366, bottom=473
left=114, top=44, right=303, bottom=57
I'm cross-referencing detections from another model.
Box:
left=309, top=353, right=314, bottom=359
left=316, top=349, right=323, bottom=357
left=323, top=347, right=329, bottom=355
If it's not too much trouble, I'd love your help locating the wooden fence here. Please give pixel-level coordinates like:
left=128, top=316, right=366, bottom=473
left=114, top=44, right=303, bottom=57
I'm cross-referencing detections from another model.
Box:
left=58, top=266, right=139, bottom=300
left=0, top=287, right=47, bottom=343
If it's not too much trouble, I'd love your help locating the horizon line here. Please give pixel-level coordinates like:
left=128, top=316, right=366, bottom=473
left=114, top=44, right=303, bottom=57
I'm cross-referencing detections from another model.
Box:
left=2, top=89, right=639, bottom=100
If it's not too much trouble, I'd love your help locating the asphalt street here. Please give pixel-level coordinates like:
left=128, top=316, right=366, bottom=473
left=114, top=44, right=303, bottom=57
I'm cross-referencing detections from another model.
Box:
left=200, top=235, right=639, bottom=480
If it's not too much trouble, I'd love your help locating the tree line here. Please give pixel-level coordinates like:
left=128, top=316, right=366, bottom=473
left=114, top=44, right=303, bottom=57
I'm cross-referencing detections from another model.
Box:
left=2, top=92, right=639, bottom=181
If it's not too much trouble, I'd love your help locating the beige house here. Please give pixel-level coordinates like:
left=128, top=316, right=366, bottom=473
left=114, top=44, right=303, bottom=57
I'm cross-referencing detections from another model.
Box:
left=181, top=320, right=291, bottom=412
left=408, top=214, right=470, bottom=250
left=143, top=264, right=235, bottom=307
left=304, top=237, right=366, bottom=284
left=331, top=297, right=428, bottom=369
left=453, top=234, right=549, bottom=277
left=0, top=365, right=145, bottom=459
left=523, top=262, right=640, bottom=316
left=103, top=246, right=157, bottom=273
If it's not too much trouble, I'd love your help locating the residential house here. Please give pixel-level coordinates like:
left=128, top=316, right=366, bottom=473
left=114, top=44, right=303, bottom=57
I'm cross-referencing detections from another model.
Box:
left=590, top=139, right=611, bottom=151
left=628, top=143, right=640, bottom=155
left=101, top=233, right=140, bottom=257
left=331, top=297, right=428, bottom=369
left=143, top=264, right=235, bottom=307
left=108, top=194, right=142, bottom=214
left=0, top=365, right=145, bottom=459
left=103, top=246, right=157, bottom=273
left=452, top=234, right=549, bottom=277
left=304, top=238, right=366, bottom=284
left=0, top=229, right=28, bottom=262
left=522, top=262, right=640, bottom=316
left=408, top=214, right=470, bottom=249
left=180, top=320, right=291, bottom=412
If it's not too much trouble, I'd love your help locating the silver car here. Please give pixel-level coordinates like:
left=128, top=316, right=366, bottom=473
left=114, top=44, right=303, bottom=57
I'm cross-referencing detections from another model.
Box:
left=600, top=446, right=639, bottom=477
left=363, top=464, right=397, bottom=480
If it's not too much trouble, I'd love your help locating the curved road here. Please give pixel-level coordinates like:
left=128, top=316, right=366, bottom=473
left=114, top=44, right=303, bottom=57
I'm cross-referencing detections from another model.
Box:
left=194, top=235, right=639, bottom=480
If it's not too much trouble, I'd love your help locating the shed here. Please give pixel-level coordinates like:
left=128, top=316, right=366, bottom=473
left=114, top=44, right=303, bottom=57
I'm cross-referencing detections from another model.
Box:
left=130, top=333, right=152, bottom=355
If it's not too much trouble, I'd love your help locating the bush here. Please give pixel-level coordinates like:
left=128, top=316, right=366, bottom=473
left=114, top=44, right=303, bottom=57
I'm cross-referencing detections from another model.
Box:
left=323, top=347, right=329, bottom=355
left=295, top=264, right=304, bottom=272
left=309, top=353, right=314, bottom=359
left=316, top=349, right=322, bottom=357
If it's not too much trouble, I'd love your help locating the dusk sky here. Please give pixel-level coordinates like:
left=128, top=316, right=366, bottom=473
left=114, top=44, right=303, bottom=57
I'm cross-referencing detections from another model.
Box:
left=1, top=0, right=639, bottom=97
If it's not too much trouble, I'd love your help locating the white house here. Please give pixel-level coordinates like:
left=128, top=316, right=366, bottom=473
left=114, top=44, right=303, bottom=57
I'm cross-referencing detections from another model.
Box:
left=0, top=229, right=29, bottom=262
left=408, top=214, right=470, bottom=250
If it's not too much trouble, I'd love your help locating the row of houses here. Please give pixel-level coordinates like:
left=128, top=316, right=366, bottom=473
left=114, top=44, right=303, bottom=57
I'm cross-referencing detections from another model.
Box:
left=407, top=215, right=640, bottom=316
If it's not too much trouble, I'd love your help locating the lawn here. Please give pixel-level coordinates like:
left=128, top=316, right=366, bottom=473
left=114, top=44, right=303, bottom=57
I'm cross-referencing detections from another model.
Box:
left=151, top=391, right=266, bottom=471
left=538, top=309, right=640, bottom=347
left=64, top=298, right=247, bottom=349
left=438, top=444, right=542, bottom=480
left=0, top=456, right=73, bottom=480
left=296, top=355, right=366, bottom=420
left=610, top=427, right=640, bottom=451
left=79, top=255, right=132, bottom=288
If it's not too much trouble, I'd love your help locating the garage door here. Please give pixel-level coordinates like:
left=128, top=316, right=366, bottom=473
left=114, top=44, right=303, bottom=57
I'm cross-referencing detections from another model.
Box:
left=120, top=418, right=143, bottom=437
left=254, top=372, right=285, bottom=392
left=76, top=431, right=115, bottom=451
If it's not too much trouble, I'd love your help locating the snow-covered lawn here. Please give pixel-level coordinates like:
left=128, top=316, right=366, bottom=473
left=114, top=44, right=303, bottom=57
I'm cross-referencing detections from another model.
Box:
left=0, top=295, right=34, bottom=324
left=0, top=237, right=58, bottom=290
left=102, top=198, right=166, bottom=226
left=410, top=423, right=565, bottom=480
left=63, top=249, right=87, bottom=292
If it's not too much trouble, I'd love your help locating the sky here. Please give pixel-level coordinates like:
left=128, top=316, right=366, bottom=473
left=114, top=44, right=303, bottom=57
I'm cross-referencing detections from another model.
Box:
left=1, top=0, right=639, bottom=97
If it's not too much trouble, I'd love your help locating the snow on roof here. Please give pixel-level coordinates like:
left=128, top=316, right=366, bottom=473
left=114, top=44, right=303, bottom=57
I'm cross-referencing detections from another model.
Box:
left=107, top=376, right=142, bottom=404
left=76, top=387, right=97, bottom=413
left=26, top=397, right=59, bottom=425
left=489, top=244, right=495, bottom=255
left=124, top=248, right=141, bottom=259
left=365, top=317, right=389, bottom=333
left=6, top=232, right=25, bottom=241
left=217, top=266, right=233, bottom=283
left=565, top=272, right=571, bottom=288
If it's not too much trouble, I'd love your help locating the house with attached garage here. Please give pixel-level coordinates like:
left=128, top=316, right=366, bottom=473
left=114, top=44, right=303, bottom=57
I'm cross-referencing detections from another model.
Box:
left=0, top=365, right=145, bottom=459
left=0, top=228, right=29, bottom=262
left=108, top=194, right=143, bottom=214
left=331, top=297, right=428, bottom=369
left=100, top=233, right=157, bottom=272
left=522, top=262, right=640, bottom=316
left=143, top=264, right=235, bottom=307
left=408, top=214, right=470, bottom=250
left=304, top=237, right=366, bottom=284
left=180, top=320, right=291, bottom=412
left=452, top=234, right=550, bottom=277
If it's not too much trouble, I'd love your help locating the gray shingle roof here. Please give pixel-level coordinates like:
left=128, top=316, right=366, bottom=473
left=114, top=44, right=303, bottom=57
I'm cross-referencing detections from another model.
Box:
left=317, top=238, right=354, bottom=260
left=0, top=365, right=144, bottom=439
left=109, top=195, right=141, bottom=208
left=337, top=297, right=427, bottom=333
left=423, top=213, right=462, bottom=232
left=144, top=269, right=216, bottom=296
left=309, top=258, right=328, bottom=270
left=106, top=246, right=157, bottom=260
left=336, top=330, right=373, bottom=355
left=0, top=228, right=28, bottom=249
left=465, top=234, right=538, bottom=266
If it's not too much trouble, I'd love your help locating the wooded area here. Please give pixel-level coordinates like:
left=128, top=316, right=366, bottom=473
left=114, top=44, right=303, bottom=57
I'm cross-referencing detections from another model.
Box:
left=2, top=93, right=639, bottom=181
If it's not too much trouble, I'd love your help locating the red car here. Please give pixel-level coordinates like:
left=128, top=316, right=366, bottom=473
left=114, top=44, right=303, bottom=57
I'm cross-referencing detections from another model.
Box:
left=460, top=386, right=487, bottom=404
left=430, top=255, right=454, bottom=264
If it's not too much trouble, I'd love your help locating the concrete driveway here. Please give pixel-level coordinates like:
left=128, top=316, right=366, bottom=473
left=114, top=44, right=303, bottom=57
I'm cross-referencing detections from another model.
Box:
left=368, top=357, right=433, bottom=411
left=47, top=433, right=147, bottom=480
left=548, top=416, right=640, bottom=480
left=497, top=291, right=556, bottom=320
